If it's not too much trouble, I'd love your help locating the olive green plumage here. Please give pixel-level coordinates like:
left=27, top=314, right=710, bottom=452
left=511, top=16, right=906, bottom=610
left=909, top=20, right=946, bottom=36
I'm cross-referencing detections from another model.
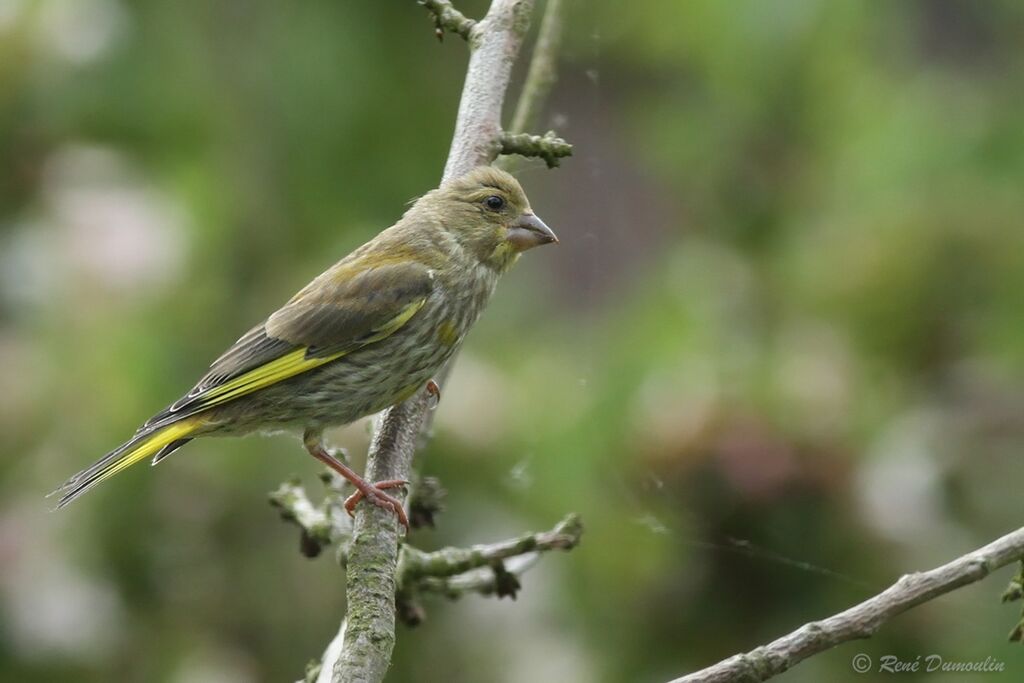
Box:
left=53, top=166, right=557, bottom=507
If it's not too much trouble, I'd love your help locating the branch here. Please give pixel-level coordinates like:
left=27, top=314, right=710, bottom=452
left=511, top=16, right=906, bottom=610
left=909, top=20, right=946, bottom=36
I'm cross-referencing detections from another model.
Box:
left=669, top=525, right=1024, bottom=683
left=420, top=0, right=476, bottom=42
left=396, top=514, right=583, bottom=624
left=440, top=0, right=535, bottom=181
left=270, top=471, right=351, bottom=558
left=336, top=398, right=430, bottom=682
left=412, top=554, right=540, bottom=599
left=500, top=130, right=573, bottom=168
left=400, top=513, right=582, bottom=582
left=335, top=4, right=541, bottom=680
left=275, top=475, right=583, bottom=629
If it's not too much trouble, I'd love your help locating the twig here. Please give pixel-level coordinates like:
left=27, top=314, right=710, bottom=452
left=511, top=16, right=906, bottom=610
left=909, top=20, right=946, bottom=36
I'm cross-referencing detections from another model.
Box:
left=500, top=130, right=573, bottom=168
left=400, top=513, right=582, bottom=582
left=414, top=553, right=539, bottom=598
left=395, top=515, right=582, bottom=625
left=276, top=479, right=582, bottom=628
left=270, top=476, right=350, bottom=558
left=275, top=478, right=583, bottom=626
left=420, top=0, right=476, bottom=42
left=668, top=525, right=1024, bottom=683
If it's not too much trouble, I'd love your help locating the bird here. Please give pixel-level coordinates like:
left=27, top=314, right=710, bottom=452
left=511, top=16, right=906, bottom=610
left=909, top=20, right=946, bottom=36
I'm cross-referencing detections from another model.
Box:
left=51, top=166, right=558, bottom=528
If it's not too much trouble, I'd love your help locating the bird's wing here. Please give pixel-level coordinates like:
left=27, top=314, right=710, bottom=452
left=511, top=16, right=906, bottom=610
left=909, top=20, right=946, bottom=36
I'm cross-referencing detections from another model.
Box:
left=143, top=260, right=435, bottom=430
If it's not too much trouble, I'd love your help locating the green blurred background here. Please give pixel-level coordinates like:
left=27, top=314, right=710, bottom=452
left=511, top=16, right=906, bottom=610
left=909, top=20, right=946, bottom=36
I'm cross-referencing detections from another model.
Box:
left=3, top=0, right=1024, bottom=681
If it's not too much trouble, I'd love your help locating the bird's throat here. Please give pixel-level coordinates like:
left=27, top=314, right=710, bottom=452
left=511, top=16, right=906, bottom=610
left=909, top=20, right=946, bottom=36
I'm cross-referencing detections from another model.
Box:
left=486, top=241, right=521, bottom=273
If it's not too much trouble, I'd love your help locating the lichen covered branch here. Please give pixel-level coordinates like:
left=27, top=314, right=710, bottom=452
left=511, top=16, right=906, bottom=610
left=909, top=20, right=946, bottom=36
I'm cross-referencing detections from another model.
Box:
left=270, top=472, right=351, bottom=559
left=336, top=397, right=429, bottom=682
left=500, top=130, right=573, bottom=168
left=395, top=514, right=583, bottom=625
left=420, top=0, right=477, bottom=42
left=668, top=524, right=1024, bottom=683
left=274, top=482, right=584, bottom=633
left=413, top=554, right=541, bottom=599
left=401, top=513, right=583, bottom=582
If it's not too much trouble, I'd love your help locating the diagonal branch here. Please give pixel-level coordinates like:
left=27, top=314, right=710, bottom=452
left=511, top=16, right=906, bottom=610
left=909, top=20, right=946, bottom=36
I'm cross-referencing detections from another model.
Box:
left=669, top=524, right=1024, bottom=683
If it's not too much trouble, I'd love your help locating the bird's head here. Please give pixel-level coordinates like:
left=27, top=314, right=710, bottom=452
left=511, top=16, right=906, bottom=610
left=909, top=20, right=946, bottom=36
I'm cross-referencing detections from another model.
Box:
left=426, top=166, right=558, bottom=272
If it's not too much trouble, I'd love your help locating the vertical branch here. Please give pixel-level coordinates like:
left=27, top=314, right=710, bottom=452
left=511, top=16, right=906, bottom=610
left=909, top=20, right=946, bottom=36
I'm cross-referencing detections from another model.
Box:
left=336, top=397, right=431, bottom=681
left=334, top=1, right=537, bottom=681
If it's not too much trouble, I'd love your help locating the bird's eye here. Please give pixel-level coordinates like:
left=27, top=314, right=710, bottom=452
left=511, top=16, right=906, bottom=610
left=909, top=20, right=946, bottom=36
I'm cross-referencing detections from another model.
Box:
left=484, top=195, right=505, bottom=211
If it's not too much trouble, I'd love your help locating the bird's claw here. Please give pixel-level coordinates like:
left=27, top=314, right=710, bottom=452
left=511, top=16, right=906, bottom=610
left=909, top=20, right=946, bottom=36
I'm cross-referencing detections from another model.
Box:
left=343, top=479, right=411, bottom=530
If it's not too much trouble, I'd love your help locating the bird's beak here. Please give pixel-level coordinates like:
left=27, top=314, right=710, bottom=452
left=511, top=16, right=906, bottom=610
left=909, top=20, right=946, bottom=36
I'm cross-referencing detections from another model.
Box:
left=507, top=212, right=558, bottom=252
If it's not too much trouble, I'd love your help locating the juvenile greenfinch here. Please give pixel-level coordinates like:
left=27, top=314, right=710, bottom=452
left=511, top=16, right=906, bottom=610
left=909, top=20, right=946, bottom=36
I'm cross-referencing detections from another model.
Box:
left=52, top=166, right=557, bottom=526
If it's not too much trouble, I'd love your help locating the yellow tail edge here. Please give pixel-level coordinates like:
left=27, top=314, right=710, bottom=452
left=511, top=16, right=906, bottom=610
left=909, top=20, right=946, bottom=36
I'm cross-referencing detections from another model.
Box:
left=52, top=418, right=201, bottom=509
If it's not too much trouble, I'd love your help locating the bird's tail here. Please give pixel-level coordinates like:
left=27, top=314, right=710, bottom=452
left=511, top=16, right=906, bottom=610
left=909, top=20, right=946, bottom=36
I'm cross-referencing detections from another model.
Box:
left=50, top=418, right=202, bottom=509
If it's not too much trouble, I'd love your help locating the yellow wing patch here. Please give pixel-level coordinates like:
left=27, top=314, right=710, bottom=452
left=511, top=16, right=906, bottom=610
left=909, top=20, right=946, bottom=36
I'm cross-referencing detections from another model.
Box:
left=188, top=297, right=427, bottom=412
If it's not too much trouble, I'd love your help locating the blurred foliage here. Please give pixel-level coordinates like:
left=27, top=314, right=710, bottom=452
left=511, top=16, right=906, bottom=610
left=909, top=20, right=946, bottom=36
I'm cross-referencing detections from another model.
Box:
left=2, top=1, right=1024, bottom=682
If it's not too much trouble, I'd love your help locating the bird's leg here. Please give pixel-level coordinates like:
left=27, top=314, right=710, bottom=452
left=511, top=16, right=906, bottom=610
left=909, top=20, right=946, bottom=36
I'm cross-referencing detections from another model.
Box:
left=426, top=379, right=441, bottom=409
left=329, top=380, right=439, bottom=521
left=302, top=429, right=409, bottom=530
